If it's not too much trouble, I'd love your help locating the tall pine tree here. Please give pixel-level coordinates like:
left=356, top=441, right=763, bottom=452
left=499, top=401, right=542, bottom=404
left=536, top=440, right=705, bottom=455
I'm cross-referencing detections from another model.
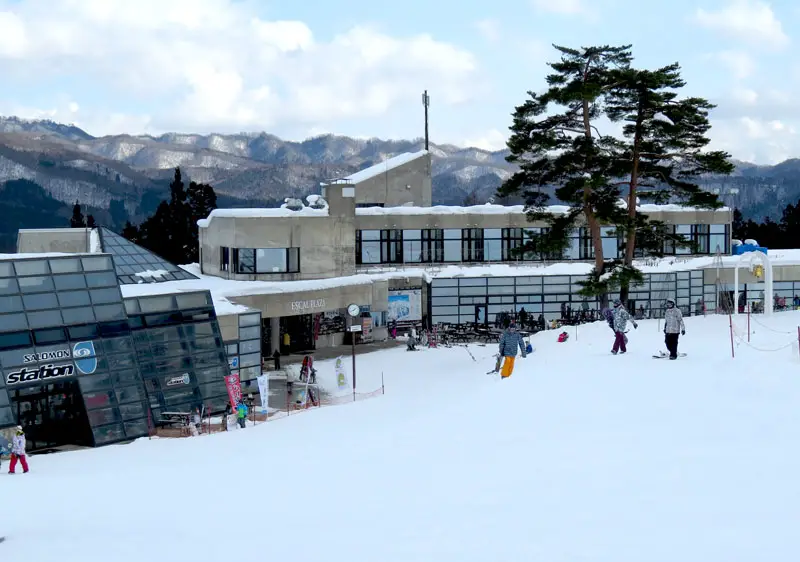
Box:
left=70, top=201, right=86, bottom=228
left=605, top=63, right=733, bottom=302
left=498, top=44, right=633, bottom=308
left=126, top=167, right=218, bottom=265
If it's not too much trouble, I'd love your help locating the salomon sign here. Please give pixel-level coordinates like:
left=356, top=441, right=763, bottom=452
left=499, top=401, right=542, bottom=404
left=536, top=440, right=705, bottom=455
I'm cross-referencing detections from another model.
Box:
left=6, top=364, right=75, bottom=385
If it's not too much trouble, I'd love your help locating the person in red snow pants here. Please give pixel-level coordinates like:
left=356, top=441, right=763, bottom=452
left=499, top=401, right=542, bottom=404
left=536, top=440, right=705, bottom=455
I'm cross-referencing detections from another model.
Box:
left=9, top=426, right=29, bottom=474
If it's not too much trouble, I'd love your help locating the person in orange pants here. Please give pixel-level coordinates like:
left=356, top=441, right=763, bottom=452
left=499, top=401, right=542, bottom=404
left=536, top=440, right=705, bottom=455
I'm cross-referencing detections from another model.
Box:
left=9, top=426, right=28, bottom=474
left=498, top=322, right=526, bottom=378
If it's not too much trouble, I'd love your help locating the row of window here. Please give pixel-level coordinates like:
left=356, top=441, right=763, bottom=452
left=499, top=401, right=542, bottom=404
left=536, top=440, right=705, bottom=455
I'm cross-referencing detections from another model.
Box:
left=220, top=247, right=300, bottom=274
left=0, top=256, right=114, bottom=278
left=356, top=226, right=729, bottom=265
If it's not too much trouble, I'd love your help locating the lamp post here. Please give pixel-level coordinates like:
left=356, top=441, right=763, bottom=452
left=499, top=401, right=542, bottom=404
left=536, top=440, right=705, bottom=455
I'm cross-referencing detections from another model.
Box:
left=422, top=91, right=430, bottom=151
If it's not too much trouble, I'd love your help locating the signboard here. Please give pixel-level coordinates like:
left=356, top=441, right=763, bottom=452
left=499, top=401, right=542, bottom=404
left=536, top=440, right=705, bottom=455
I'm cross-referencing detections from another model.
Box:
left=388, top=290, right=422, bottom=322
left=335, top=356, right=348, bottom=389
left=229, top=356, right=239, bottom=369
left=348, top=324, right=362, bottom=332
left=290, top=298, right=326, bottom=312
left=166, top=374, right=191, bottom=387
left=224, top=374, right=243, bottom=409
left=5, top=341, right=97, bottom=386
left=257, top=374, right=269, bottom=413
left=362, top=316, right=373, bottom=342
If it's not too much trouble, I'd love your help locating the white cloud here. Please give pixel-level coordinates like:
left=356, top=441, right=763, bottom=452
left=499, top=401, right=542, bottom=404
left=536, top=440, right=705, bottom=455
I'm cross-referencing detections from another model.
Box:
left=694, top=0, right=789, bottom=50
left=709, top=50, right=756, bottom=79
left=710, top=116, right=797, bottom=164
left=463, top=129, right=507, bottom=151
left=474, top=19, right=501, bottom=43
left=0, top=0, right=478, bottom=136
left=531, top=0, right=586, bottom=15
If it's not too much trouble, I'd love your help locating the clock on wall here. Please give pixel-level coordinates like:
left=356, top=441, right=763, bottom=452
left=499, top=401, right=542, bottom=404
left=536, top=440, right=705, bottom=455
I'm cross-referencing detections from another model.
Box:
left=347, top=303, right=361, bottom=317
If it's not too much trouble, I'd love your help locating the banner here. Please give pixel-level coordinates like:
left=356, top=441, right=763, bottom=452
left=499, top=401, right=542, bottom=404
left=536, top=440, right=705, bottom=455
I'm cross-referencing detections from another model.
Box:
left=256, top=374, right=269, bottom=413
left=335, top=356, right=347, bottom=389
left=224, top=374, right=243, bottom=409
left=388, top=289, right=422, bottom=321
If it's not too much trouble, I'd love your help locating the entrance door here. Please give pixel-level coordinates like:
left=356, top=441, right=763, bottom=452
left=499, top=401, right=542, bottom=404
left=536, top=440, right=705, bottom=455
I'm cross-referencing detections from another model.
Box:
left=280, top=314, right=315, bottom=354
left=10, top=380, right=93, bottom=452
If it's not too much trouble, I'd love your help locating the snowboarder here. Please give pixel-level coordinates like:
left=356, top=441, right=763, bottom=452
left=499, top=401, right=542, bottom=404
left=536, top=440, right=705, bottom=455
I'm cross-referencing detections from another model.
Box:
left=8, top=426, right=28, bottom=474
left=498, top=322, right=527, bottom=379
left=663, top=298, right=686, bottom=360
left=611, top=300, right=637, bottom=355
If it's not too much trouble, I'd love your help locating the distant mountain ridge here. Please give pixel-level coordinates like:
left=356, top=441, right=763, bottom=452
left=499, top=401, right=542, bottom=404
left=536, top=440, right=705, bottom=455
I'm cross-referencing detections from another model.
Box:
left=0, top=115, right=795, bottom=236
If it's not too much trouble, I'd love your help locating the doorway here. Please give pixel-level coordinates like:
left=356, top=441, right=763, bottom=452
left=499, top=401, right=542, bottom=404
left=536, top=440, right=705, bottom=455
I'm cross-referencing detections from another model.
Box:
left=9, top=380, right=93, bottom=452
left=280, top=314, right=315, bottom=354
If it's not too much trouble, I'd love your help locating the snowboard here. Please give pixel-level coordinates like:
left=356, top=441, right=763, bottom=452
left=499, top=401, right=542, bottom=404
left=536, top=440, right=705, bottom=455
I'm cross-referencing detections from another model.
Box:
left=652, top=351, right=687, bottom=359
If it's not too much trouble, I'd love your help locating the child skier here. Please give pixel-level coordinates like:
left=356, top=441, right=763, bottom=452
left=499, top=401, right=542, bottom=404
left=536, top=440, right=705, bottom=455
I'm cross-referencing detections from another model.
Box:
left=611, top=300, right=637, bottom=354
left=498, top=322, right=527, bottom=379
left=8, top=426, right=28, bottom=474
left=663, top=298, right=686, bottom=359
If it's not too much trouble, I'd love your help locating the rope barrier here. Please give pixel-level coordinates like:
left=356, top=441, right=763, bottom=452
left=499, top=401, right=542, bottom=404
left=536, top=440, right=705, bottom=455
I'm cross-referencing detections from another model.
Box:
left=731, top=324, right=797, bottom=352
left=749, top=314, right=794, bottom=335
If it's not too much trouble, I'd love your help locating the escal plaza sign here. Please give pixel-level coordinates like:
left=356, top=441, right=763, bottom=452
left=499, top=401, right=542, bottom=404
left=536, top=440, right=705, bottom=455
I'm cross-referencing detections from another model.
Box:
left=290, top=298, right=326, bottom=312
left=5, top=341, right=98, bottom=385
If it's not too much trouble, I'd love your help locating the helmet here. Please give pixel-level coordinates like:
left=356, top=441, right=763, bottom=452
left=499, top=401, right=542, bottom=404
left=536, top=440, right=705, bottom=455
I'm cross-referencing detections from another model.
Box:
left=15, top=426, right=23, bottom=435
left=613, top=299, right=621, bottom=307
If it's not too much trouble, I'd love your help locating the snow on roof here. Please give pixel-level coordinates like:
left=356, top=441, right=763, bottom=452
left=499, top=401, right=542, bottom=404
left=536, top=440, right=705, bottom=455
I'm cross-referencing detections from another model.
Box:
left=0, top=252, right=88, bottom=260
left=334, top=150, right=428, bottom=184
left=698, top=249, right=800, bottom=269
left=118, top=263, right=380, bottom=316
left=356, top=202, right=731, bottom=217
left=197, top=206, right=328, bottom=227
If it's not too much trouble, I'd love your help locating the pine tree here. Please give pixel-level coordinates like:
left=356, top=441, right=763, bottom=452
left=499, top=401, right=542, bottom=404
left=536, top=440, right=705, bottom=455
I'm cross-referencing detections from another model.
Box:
left=121, top=221, right=139, bottom=243
left=186, top=180, right=218, bottom=263
left=86, top=215, right=96, bottom=228
left=498, top=44, right=633, bottom=308
left=70, top=201, right=86, bottom=228
left=605, top=63, right=733, bottom=302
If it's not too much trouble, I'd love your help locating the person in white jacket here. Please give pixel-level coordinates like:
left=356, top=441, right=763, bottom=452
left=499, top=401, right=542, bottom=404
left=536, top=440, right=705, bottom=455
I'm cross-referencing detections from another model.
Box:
left=9, top=426, right=29, bottom=474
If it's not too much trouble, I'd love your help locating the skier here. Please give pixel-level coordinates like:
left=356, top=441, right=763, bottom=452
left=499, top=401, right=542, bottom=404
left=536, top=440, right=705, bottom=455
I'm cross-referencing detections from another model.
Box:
left=611, top=300, right=637, bottom=355
left=8, top=426, right=28, bottom=474
left=498, top=322, right=527, bottom=379
left=663, top=298, right=686, bottom=359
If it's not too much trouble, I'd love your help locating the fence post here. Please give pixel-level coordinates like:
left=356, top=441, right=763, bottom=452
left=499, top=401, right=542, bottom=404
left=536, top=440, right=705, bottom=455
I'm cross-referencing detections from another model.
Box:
left=381, top=371, right=385, bottom=395
left=729, top=313, right=735, bottom=358
left=747, top=303, right=751, bottom=342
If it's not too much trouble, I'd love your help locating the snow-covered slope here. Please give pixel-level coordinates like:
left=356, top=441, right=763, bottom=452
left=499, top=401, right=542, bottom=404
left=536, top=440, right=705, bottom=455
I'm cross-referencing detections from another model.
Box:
left=5, top=311, right=800, bottom=561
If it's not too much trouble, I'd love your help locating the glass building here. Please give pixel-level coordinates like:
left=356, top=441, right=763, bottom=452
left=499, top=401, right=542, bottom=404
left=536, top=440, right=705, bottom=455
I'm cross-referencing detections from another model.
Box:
left=0, top=252, right=232, bottom=451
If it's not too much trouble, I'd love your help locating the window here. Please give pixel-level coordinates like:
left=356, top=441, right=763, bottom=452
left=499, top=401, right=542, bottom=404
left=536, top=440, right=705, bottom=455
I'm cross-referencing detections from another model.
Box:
left=692, top=224, right=710, bottom=254
left=0, top=295, right=23, bottom=314
left=710, top=224, right=728, bottom=254
left=461, top=229, right=483, bottom=262
left=234, top=249, right=255, bottom=273
left=356, top=203, right=384, bottom=208
left=252, top=248, right=300, bottom=273
left=49, top=258, right=82, bottom=274
left=381, top=230, right=403, bottom=263
left=220, top=247, right=230, bottom=272
left=18, top=276, right=54, bottom=293
left=674, top=225, right=692, bottom=255
left=402, top=230, right=422, bottom=263
left=14, top=260, right=49, bottom=276
left=54, top=274, right=87, bottom=291
left=33, top=328, right=67, bottom=345
left=484, top=229, right=502, bottom=261
left=501, top=229, right=523, bottom=261
left=357, top=230, right=381, bottom=264
left=443, top=229, right=461, bottom=262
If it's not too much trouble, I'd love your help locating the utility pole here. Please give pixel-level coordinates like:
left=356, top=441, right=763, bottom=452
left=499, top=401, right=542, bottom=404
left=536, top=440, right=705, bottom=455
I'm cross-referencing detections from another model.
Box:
left=422, top=90, right=430, bottom=151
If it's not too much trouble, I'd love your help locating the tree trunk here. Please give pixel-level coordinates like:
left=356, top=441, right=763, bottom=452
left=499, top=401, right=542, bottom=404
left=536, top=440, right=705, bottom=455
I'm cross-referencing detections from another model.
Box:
left=580, top=79, right=607, bottom=309
left=619, top=108, right=644, bottom=305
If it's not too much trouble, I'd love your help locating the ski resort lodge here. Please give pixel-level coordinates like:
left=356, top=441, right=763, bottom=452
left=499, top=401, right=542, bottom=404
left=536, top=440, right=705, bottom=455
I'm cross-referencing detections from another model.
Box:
left=1, top=148, right=795, bottom=450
